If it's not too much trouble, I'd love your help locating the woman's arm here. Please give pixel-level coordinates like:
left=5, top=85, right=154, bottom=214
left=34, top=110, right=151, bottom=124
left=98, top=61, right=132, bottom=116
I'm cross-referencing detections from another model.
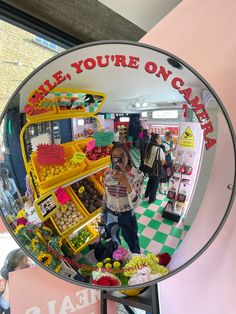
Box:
left=115, top=167, right=144, bottom=209
left=159, top=148, right=166, bottom=166
left=127, top=170, right=144, bottom=209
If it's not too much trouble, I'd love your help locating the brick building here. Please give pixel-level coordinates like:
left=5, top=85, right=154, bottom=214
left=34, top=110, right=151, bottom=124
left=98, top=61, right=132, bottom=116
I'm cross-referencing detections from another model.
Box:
left=0, top=20, right=64, bottom=114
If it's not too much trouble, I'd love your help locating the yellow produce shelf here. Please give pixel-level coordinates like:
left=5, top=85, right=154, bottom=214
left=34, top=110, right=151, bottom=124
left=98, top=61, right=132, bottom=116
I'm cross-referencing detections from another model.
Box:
left=35, top=161, right=110, bottom=196
left=64, top=225, right=99, bottom=255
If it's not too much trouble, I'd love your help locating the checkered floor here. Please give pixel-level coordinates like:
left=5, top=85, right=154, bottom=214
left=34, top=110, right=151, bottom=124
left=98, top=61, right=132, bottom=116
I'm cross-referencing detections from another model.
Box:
left=76, top=147, right=190, bottom=264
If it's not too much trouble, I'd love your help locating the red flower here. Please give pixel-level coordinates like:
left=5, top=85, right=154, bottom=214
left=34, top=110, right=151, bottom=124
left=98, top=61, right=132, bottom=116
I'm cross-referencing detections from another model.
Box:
left=92, top=276, right=119, bottom=286
left=17, top=218, right=27, bottom=226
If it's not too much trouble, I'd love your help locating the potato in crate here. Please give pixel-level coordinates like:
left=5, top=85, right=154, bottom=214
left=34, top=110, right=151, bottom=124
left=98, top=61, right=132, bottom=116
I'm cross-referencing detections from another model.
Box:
left=50, top=187, right=89, bottom=237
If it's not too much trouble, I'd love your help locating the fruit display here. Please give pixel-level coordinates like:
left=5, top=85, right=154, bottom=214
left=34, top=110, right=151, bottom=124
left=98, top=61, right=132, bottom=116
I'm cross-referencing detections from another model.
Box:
left=93, top=168, right=109, bottom=186
left=69, top=228, right=91, bottom=249
left=51, top=201, right=85, bottom=233
left=38, top=160, right=78, bottom=182
left=71, top=178, right=103, bottom=213
left=85, top=146, right=111, bottom=161
left=88, top=216, right=101, bottom=229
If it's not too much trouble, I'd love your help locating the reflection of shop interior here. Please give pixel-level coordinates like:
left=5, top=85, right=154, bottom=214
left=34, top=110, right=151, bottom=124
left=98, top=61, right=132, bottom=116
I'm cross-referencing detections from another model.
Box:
left=76, top=147, right=191, bottom=266
left=1, top=96, right=204, bottom=284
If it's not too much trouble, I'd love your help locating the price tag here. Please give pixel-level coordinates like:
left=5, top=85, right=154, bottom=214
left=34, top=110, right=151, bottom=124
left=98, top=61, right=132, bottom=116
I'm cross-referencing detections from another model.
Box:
left=37, top=144, right=65, bottom=165
left=55, top=187, right=70, bottom=205
left=71, top=152, right=85, bottom=164
left=87, top=139, right=96, bottom=152
left=79, top=186, right=85, bottom=193
left=93, top=131, right=114, bottom=147
left=99, top=176, right=103, bottom=183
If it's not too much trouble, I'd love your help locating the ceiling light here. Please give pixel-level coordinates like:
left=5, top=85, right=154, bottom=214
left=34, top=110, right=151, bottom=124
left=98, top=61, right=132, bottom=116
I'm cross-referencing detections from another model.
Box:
left=141, top=112, right=148, bottom=118
left=142, top=102, right=148, bottom=107
left=120, top=117, right=130, bottom=122
left=135, top=103, right=141, bottom=108
left=152, top=110, right=179, bottom=119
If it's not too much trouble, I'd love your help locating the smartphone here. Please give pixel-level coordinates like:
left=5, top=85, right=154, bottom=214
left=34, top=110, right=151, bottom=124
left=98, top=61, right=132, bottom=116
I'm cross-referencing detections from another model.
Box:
left=112, top=158, right=122, bottom=171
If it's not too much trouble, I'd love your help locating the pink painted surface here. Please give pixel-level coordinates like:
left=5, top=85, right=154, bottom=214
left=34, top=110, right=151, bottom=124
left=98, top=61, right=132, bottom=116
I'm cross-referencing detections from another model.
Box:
left=10, top=266, right=117, bottom=314
left=141, top=0, right=236, bottom=313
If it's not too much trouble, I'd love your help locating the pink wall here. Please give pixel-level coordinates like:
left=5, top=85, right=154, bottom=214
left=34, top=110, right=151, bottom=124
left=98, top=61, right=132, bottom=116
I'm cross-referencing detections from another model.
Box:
left=141, top=0, right=236, bottom=313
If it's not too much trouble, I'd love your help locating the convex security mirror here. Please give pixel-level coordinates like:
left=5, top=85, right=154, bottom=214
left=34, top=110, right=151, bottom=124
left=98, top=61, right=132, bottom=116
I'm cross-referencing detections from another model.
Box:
left=0, top=41, right=235, bottom=292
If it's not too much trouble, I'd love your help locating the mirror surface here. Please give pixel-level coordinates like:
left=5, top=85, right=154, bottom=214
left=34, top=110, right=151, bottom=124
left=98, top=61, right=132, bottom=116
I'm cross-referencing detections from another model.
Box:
left=0, top=42, right=235, bottom=290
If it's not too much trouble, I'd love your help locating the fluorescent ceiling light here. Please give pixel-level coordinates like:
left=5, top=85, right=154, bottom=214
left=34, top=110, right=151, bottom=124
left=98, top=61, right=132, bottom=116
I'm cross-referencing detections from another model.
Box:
left=120, top=117, right=130, bottom=122
left=152, top=110, right=178, bottom=119
left=141, top=112, right=148, bottom=118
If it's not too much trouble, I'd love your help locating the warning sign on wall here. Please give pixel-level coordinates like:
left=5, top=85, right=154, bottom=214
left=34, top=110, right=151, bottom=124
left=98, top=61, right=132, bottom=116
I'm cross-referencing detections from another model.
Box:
left=180, top=127, right=195, bottom=148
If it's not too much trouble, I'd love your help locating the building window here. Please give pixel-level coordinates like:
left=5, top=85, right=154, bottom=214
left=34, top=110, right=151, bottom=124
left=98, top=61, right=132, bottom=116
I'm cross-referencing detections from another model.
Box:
left=33, top=36, right=65, bottom=53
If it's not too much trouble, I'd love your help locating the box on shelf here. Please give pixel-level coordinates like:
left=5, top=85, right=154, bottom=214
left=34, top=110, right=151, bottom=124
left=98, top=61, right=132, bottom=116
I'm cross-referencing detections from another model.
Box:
left=64, top=225, right=99, bottom=255
left=49, top=187, right=89, bottom=238
left=70, top=175, right=104, bottom=220
left=31, top=143, right=87, bottom=190
left=75, top=138, right=111, bottom=169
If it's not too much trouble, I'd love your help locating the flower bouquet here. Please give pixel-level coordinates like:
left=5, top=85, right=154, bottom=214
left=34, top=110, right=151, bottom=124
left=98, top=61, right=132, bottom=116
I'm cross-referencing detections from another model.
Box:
left=92, top=269, right=121, bottom=287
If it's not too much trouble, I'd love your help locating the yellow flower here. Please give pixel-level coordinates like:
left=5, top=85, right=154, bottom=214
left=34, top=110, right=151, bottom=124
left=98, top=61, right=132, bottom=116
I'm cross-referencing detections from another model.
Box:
left=55, top=264, right=62, bottom=273
left=35, top=229, right=47, bottom=244
left=37, top=253, right=53, bottom=266
left=16, top=209, right=26, bottom=219
left=97, top=262, right=103, bottom=268
left=104, top=258, right=111, bottom=262
left=58, top=238, right=63, bottom=248
left=113, top=261, right=121, bottom=268
left=105, top=263, right=112, bottom=269
left=31, top=239, right=39, bottom=252
left=14, top=224, right=24, bottom=235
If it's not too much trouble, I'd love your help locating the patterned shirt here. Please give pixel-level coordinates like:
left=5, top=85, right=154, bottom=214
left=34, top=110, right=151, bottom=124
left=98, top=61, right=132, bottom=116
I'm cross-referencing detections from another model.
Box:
left=103, top=167, right=144, bottom=213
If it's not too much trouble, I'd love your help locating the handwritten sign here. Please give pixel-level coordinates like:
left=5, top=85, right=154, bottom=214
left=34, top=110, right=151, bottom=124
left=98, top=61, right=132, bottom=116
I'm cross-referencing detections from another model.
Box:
left=86, top=139, right=96, bottom=152
left=55, top=187, right=70, bottom=205
left=37, top=144, right=65, bottom=165
left=71, top=152, right=85, bottom=164
left=94, top=131, right=114, bottom=147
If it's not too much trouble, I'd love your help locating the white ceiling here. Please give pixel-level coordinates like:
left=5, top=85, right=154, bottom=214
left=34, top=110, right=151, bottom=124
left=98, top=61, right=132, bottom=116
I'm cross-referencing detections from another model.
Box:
left=98, top=0, right=182, bottom=32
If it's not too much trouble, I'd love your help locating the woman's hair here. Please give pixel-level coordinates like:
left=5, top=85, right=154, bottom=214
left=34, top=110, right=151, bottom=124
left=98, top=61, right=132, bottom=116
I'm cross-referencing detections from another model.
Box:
left=143, top=129, right=149, bottom=139
left=145, top=133, right=161, bottom=160
left=111, top=143, right=135, bottom=168
left=0, top=249, right=28, bottom=280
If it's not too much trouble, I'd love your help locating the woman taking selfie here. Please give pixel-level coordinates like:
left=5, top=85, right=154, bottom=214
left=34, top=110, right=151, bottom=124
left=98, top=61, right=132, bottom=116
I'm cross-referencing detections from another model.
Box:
left=144, top=134, right=166, bottom=204
left=102, top=143, right=144, bottom=254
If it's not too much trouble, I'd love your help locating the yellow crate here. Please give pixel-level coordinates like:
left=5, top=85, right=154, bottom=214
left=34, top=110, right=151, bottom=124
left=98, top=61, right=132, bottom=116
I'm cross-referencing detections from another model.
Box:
left=49, top=187, right=89, bottom=238
left=75, top=138, right=111, bottom=169
left=31, top=144, right=87, bottom=190
left=70, top=175, right=104, bottom=220
left=65, top=225, right=99, bottom=255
